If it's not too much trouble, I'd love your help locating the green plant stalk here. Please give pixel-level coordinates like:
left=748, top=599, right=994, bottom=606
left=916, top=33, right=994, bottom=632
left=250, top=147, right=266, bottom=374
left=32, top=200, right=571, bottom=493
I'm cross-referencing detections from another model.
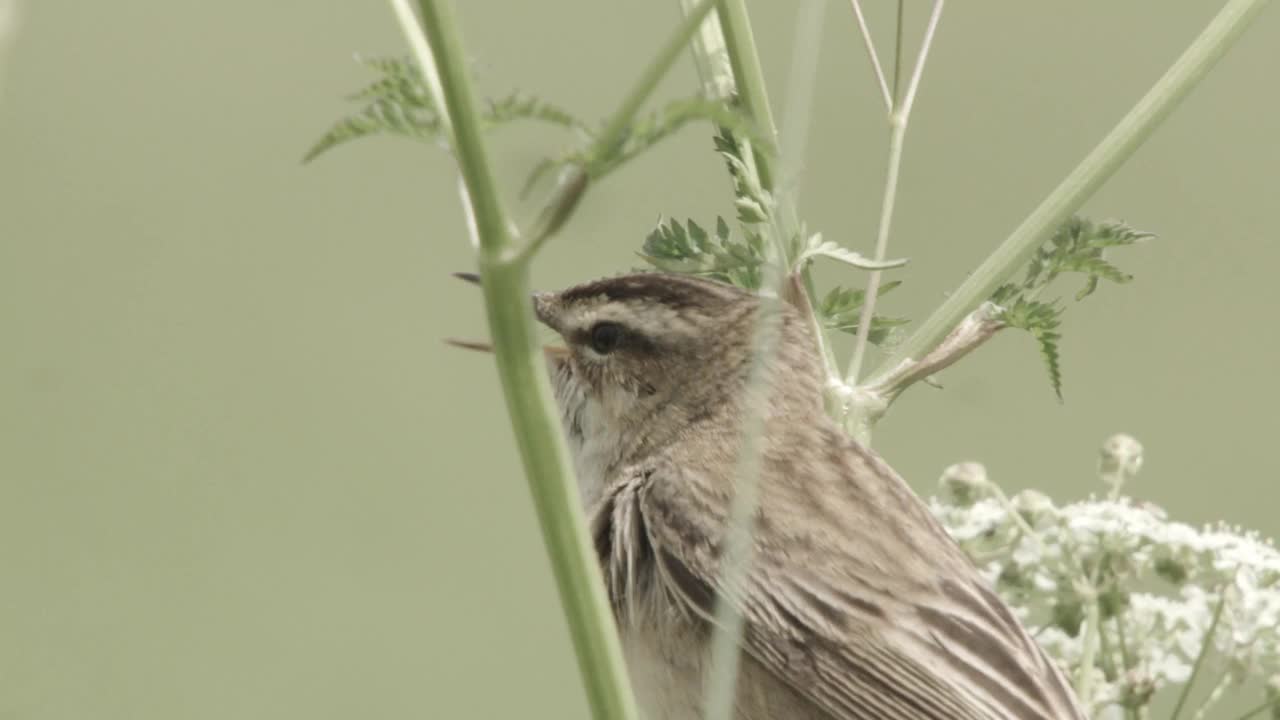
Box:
left=1230, top=694, right=1280, bottom=720
left=680, top=0, right=840, bottom=386
left=891, top=0, right=904, bottom=102
left=1074, top=596, right=1102, bottom=705
left=714, top=0, right=779, bottom=193
left=1095, top=606, right=1119, bottom=682
left=596, top=0, right=720, bottom=166
left=702, top=271, right=788, bottom=720
left=677, top=2, right=830, bottom=715
left=1169, top=586, right=1230, bottom=720
left=398, top=2, right=639, bottom=718
left=844, top=119, right=906, bottom=391
left=519, top=0, right=720, bottom=260
left=848, top=0, right=892, bottom=112
left=1113, top=613, right=1137, bottom=720
left=844, top=0, right=945, bottom=441
left=1191, top=672, right=1234, bottom=720
left=867, top=0, right=1271, bottom=390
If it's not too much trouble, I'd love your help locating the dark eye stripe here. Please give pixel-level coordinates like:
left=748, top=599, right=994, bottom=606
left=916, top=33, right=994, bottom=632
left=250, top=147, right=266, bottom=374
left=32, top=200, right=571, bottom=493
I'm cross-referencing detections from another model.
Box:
left=568, top=323, right=659, bottom=357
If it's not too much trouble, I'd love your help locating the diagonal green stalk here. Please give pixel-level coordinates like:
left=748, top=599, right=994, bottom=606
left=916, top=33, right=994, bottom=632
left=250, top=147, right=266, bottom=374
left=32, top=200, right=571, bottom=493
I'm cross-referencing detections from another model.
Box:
left=394, top=1, right=642, bottom=718
left=1169, top=583, right=1230, bottom=720
left=679, top=0, right=841, bottom=389
left=677, top=2, right=830, bottom=717
left=1229, top=694, right=1280, bottom=720
left=713, top=0, right=781, bottom=194
left=866, top=0, right=1272, bottom=392
left=518, top=0, right=720, bottom=260
left=843, top=0, right=945, bottom=442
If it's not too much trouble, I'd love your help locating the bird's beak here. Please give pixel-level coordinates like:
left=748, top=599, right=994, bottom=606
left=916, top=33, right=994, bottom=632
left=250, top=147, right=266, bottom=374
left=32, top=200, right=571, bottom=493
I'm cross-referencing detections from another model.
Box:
left=447, top=272, right=569, bottom=361
left=444, top=338, right=570, bottom=362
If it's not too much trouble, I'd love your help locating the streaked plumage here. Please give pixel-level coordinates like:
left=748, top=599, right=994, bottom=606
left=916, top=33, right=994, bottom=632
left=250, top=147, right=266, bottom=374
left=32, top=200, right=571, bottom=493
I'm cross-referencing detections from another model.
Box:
left=535, top=272, right=1086, bottom=720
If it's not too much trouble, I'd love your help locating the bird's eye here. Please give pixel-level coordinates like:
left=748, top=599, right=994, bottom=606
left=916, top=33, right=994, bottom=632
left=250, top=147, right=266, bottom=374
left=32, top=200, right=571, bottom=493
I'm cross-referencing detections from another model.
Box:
left=589, top=322, right=623, bottom=355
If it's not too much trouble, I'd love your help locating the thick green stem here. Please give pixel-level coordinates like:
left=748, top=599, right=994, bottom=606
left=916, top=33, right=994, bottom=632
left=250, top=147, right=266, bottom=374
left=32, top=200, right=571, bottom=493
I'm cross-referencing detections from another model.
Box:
left=714, top=0, right=780, bottom=193
left=397, top=2, right=638, bottom=719
left=681, top=0, right=840, bottom=385
left=867, top=0, right=1272, bottom=389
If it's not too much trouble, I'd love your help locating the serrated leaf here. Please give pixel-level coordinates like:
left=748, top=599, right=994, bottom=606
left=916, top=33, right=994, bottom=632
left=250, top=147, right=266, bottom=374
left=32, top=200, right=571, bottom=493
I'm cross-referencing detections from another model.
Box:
left=798, top=236, right=908, bottom=271
left=715, top=216, right=731, bottom=242
left=816, top=281, right=907, bottom=345
left=991, top=283, right=1020, bottom=306
left=1085, top=220, right=1156, bottom=249
left=307, top=57, right=588, bottom=163
left=305, top=98, right=445, bottom=162
left=588, top=96, right=765, bottom=179
left=1058, top=255, right=1133, bottom=289
left=484, top=92, right=590, bottom=132
left=1075, top=275, right=1100, bottom=302
left=1000, top=298, right=1065, bottom=400
left=639, top=216, right=768, bottom=289
left=735, top=196, right=769, bottom=224
left=1036, top=328, right=1064, bottom=402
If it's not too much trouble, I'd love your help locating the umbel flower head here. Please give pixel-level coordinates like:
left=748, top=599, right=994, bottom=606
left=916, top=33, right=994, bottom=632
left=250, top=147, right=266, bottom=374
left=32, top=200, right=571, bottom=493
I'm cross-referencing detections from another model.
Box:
left=931, top=435, right=1280, bottom=719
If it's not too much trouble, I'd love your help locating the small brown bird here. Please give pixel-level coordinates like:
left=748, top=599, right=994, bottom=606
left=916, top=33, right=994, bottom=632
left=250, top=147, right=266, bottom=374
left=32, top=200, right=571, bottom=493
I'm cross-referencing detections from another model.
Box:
left=529, top=272, right=1085, bottom=720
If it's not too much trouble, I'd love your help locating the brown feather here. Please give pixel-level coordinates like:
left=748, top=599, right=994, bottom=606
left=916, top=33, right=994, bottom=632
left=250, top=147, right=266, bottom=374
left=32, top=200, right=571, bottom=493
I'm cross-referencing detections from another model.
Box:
left=541, top=273, right=1086, bottom=720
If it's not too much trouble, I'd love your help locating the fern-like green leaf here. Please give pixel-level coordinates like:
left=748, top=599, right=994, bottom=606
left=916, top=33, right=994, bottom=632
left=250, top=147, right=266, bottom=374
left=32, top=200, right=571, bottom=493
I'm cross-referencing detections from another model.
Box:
left=484, top=92, right=591, bottom=132
left=991, top=216, right=1154, bottom=396
left=817, top=282, right=908, bottom=346
left=305, top=98, right=444, bottom=162
left=712, top=125, right=774, bottom=226
left=589, top=96, right=764, bottom=180
left=1058, top=255, right=1133, bottom=287
left=1085, top=220, right=1156, bottom=248
left=520, top=96, right=763, bottom=199
left=1000, top=298, right=1065, bottom=400
left=306, top=56, right=588, bottom=163
left=638, top=216, right=766, bottom=290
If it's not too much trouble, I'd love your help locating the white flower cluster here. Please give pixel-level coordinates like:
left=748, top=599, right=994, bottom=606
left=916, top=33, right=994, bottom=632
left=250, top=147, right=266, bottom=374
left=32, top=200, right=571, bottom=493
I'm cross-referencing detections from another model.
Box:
left=930, top=435, right=1280, bottom=719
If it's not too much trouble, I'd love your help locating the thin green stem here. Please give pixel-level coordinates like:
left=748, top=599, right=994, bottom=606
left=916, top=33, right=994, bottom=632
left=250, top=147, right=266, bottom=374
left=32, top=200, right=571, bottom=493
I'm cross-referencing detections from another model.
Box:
left=680, top=0, right=840, bottom=386
left=1076, top=597, right=1102, bottom=705
left=1229, top=694, right=1280, bottom=720
left=702, top=267, right=788, bottom=720
left=518, top=0, right=720, bottom=261
left=892, top=0, right=904, bottom=104
left=593, top=0, right=720, bottom=171
left=843, top=0, right=945, bottom=438
left=848, top=0, right=892, bottom=112
left=714, top=0, right=781, bottom=193
left=1169, top=585, right=1230, bottom=720
left=1095, top=607, right=1118, bottom=682
left=1191, top=672, right=1233, bottom=720
left=867, top=0, right=1272, bottom=390
left=844, top=119, right=906, bottom=390
left=395, top=2, right=638, bottom=719
left=1112, top=603, right=1140, bottom=720
left=686, top=2, right=829, bottom=717
left=1115, top=612, right=1134, bottom=671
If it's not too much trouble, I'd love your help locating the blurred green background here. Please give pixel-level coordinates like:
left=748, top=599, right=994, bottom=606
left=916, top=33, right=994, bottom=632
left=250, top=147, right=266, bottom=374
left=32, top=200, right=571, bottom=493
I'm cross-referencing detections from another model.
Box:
left=2, top=1, right=1277, bottom=718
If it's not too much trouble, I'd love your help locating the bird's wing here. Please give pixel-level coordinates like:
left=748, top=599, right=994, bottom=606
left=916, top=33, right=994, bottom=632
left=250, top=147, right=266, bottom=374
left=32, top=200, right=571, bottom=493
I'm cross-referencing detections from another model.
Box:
left=615, top=430, right=1083, bottom=720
